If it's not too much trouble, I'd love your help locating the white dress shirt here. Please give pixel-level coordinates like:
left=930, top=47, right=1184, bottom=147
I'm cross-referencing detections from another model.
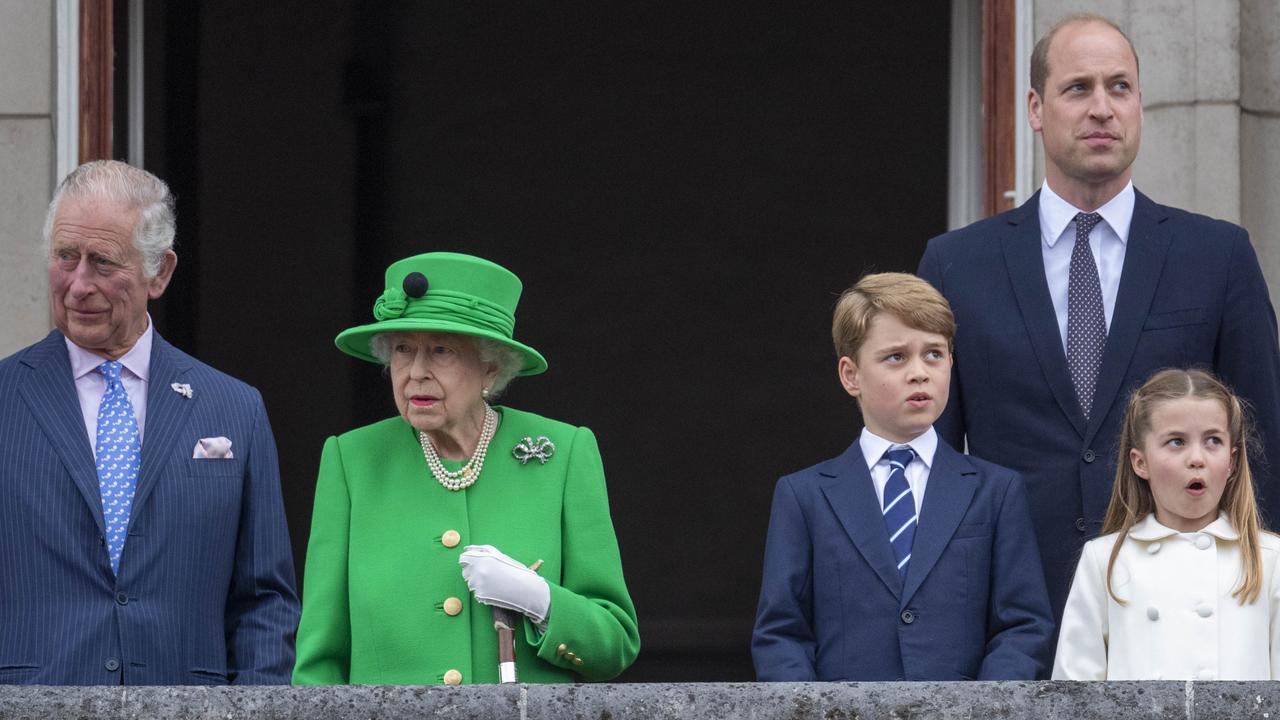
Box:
left=859, top=426, right=938, bottom=516
left=1039, top=180, right=1135, bottom=353
left=66, top=318, right=154, bottom=452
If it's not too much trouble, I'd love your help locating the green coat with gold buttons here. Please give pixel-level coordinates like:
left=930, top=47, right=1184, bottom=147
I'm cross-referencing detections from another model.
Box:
left=292, top=407, right=640, bottom=685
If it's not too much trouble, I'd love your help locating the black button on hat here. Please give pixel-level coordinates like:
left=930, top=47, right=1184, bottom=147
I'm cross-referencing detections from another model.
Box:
left=403, top=271, right=429, bottom=298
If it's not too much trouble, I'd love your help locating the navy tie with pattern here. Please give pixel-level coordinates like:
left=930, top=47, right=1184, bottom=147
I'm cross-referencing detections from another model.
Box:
left=1067, top=211, right=1107, bottom=421
left=882, top=446, right=917, bottom=577
left=95, top=361, right=141, bottom=574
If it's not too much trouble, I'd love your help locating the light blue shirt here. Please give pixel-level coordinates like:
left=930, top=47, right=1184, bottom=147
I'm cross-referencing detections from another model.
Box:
left=1038, top=181, right=1135, bottom=354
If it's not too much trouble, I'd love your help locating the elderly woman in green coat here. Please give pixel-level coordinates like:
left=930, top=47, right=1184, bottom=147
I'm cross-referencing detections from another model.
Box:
left=293, top=252, right=639, bottom=685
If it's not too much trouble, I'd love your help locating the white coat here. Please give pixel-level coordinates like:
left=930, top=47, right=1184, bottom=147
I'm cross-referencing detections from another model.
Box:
left=1053, top=513, right=1280, bottom=680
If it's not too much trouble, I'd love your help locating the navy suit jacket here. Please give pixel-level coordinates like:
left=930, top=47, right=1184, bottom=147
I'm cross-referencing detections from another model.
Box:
left=751, top=437, right=1053, bottom=681
left=0, top=330, right=300, bottom=685
left=917, top=190, right=1280, bottom=621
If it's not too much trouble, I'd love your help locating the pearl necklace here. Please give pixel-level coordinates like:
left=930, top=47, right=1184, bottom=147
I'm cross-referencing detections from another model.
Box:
left=419, top=405, right=498, bottom=491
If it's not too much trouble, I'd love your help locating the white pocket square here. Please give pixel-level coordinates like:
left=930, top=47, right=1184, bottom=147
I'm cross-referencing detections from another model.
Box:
left=193, top=437, right=234, bottom=459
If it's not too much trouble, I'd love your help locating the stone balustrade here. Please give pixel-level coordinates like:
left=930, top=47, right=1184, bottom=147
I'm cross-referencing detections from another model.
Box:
left=2, top=681, right=1278, bottom=719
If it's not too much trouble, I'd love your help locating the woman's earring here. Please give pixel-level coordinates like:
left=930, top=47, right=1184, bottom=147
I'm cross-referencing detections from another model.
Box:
left=482, top=387, right=490, bottom=399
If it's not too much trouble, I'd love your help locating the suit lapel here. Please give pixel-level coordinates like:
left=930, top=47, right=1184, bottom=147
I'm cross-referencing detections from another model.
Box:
left=130, top=334, right=195, bottom=520
left=818, top=443, right=903, bottom=598
left=900, top=443, right=978, bottom=606
left=1085, top=191, right=1171, bottom=445
left=17, top=332, right=106, bottom=534
left=1001, top=193, right=1088, bottom=438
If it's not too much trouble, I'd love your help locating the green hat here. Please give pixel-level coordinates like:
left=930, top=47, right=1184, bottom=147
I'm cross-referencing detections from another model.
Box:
left=335, top=252, right=548, bottom=375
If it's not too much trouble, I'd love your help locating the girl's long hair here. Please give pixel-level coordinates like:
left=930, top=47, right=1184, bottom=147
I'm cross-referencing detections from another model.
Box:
left=1102, top=368, right=1263, bottom=604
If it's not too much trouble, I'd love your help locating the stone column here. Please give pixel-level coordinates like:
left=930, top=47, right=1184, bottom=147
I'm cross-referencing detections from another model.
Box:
left=1129, top=0, right=1241, bottom=225
left=1241, top=0, right=1280, bottom=301
left=0, top=1, right=55, bottom=357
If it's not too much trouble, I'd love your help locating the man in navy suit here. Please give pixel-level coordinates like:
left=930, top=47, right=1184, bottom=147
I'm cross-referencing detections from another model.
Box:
left=752, top=273, right=1053, bottom=681
left=0, top=160, right=299, bottom=684
left=918, top=13, right=1280, bottom=624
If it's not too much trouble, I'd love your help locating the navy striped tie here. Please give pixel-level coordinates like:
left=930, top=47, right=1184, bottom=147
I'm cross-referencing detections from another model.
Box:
left=882, top=447, right=917, bottom=577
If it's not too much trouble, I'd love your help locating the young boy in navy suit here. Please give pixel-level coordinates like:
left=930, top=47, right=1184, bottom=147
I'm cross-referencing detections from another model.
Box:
left=752, top=272, right=1053, bottom=680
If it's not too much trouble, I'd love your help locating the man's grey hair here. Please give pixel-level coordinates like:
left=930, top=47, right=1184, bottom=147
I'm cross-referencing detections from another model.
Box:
left=369, top=332, right=525, bottom=399
left=42, top=160, right=176, bottom=279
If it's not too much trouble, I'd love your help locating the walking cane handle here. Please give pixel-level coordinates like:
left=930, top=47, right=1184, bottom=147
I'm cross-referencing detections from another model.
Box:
left=493, top=606, right=520, bottom=684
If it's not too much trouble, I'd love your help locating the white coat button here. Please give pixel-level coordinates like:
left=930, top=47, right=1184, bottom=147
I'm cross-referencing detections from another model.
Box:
left=1147, top=607, right=1159, bottom=621
left=1197, top=669, right=1214, bottom=681
left=1147, top=542, right=1161, bottom=555
left=1196, top=604, right=1213, bottom=618
left=1195, top=534, right=1212, bottom=550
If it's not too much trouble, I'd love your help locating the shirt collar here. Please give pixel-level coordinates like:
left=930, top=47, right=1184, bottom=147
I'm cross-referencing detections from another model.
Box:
left=1127, top=511, right=1239, bottom=542
left=1039, top=180, right=1135, bottom=249
left=64, top=314, right=154, bottom=382
left=859, top=426, right=938, bottom=471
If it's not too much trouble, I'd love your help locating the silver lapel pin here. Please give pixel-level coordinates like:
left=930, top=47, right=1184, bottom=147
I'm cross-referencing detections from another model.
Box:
left=512, top=436, right=555, bottom=465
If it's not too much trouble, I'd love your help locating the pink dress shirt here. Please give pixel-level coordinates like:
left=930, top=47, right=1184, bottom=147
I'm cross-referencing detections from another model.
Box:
left=66, top=318, right=153, bottom=453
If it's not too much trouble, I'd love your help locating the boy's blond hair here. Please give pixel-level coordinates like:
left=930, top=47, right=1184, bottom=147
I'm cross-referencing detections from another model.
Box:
left=832, top=272, right=955, bottom=360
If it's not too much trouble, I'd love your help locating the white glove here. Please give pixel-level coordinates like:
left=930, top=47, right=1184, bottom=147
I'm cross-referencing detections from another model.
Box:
left=458, top=544, right=551, bottom=624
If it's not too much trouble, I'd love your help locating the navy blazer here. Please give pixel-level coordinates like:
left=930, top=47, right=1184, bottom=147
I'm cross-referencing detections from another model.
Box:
left=0, top=330, right=299, bottom=685
left=751, top=437, right=1053, bottom=681
left=918, top=190, right=1280, bottom=621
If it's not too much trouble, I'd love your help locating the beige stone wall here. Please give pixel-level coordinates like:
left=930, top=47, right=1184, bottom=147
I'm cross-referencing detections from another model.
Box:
left=0, top=0, right=54, bottom=357
left=1241, top=0, right=1280, bottom=297
left=1033, top=0, right=1280, bottom=301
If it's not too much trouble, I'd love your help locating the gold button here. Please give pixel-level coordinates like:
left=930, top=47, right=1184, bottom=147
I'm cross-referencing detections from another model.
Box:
left=443, top=597, right=463, bottom=616
left=572, top=657, right=584, bottom=667
left=556, top=643, right=568, bottom=657
left=441, top=530, right=461, bottom=548
left=564, top=651, right=577, bottom=661
left=443, top=669, right=462, bottom=685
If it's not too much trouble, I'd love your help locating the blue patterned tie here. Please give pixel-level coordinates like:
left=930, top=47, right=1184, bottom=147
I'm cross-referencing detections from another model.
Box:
left=95, top=361, right=141, bottom=574
left=882, top=447, right=917, bottom=577
left=1067, top=212, right=1107, bottom=420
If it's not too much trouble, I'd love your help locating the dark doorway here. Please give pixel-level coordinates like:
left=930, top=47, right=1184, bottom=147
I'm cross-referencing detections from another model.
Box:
left=141, top=1, right=952, bottom=681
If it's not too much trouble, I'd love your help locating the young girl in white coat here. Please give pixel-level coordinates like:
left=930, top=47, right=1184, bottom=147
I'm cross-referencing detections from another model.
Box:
left=1053, top=368, right=1280, bottom=680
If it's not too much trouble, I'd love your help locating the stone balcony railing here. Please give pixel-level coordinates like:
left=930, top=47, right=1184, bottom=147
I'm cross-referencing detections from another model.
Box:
left=2, top=681, right=1278, bottom=719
